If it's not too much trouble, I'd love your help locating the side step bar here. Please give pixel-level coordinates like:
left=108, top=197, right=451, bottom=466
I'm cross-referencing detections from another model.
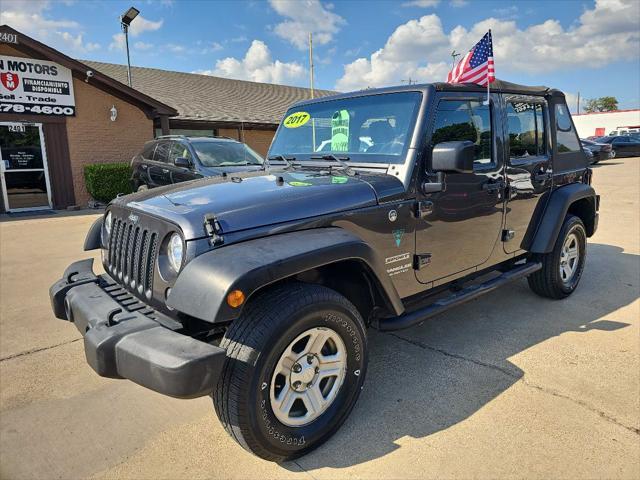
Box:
left=378, top=262, right=542, bottom=332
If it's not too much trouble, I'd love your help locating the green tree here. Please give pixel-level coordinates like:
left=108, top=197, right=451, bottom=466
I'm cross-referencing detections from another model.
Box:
left=584, top=96, right=619, bottom=113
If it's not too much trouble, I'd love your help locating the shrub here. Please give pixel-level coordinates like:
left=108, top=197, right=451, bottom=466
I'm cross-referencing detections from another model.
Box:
left=83, top=162, right=133, bottom=203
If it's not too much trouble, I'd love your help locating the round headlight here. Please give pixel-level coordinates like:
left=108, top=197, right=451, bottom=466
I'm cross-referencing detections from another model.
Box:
left=104, top=211, right=112, bottom=236
left=168, top=233, right=184, bottom=271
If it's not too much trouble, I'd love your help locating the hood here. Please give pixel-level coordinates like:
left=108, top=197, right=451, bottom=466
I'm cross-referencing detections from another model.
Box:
left=114, top=169, right=402, bottom=239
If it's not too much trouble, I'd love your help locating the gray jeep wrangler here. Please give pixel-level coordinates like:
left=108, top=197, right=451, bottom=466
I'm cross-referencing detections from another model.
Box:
left=50, top=80, right=598, bottom=461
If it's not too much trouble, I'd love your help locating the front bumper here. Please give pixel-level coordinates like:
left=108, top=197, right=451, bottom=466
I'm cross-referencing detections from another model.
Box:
left=49, top=259, right=226, bottom=399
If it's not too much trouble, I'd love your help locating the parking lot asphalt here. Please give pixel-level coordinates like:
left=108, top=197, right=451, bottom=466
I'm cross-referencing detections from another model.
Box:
left=1, top=158, right=638, bottom=479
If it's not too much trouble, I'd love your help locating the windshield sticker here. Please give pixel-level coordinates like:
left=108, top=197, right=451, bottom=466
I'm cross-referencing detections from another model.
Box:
left=331, top=109, right=350, bottom=151
left=331, top=176, right=348, bottom=184
left=283, top=111, right=311, bottom=129
left=289, top=181, right=313, bottom=187
left=392, top=229, right=405, bottom=247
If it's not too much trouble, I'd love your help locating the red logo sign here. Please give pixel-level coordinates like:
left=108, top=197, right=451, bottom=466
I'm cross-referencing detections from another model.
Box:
left=1, top=72, right=20, bottom=91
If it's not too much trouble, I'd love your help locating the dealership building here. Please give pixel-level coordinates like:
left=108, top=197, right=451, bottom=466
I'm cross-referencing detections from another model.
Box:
left=0, top=25, right=329, bottom=213
left=572, top=109, right=640, bottom=138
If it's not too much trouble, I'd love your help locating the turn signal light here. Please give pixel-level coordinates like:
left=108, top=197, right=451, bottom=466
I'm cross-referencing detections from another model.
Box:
left=227, top=289, right=245, bottom=308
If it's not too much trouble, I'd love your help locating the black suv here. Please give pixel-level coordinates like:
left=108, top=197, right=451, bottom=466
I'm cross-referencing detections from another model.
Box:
left=51, top=80, right=599, bottom=462
left=131, top=135, right=264, bottom=191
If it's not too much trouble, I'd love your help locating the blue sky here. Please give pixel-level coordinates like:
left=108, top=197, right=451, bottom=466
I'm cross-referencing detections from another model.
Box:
left=2, top=0, right=639, bottom=111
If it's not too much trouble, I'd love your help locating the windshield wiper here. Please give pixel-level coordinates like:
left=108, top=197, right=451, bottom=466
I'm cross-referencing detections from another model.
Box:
left=266, top=155, right=296, bottom=171
left=309, top=154, right=356, bottom=176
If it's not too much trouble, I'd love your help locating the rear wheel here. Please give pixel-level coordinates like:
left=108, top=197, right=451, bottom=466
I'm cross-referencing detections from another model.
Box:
left=213, top=283, right=368, bottom=461
left=528, top=214, right=587, bottom=299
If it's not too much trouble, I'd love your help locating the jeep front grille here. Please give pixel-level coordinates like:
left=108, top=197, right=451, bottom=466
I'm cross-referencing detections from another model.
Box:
left=107, top=217, right=158, bottom=297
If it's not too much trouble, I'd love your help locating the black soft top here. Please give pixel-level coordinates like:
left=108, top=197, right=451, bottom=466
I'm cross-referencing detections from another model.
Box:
left=432, top=79, right=563, bottom=97
left=292, top=79, right=564, bottom=108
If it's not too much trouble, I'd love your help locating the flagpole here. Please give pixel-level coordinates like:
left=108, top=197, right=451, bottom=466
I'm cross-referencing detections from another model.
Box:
left=484, top=29, right=492, bottom=105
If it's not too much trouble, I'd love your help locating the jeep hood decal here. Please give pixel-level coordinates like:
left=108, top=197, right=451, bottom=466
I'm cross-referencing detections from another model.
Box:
left=118, top=171, right=387, bottom=239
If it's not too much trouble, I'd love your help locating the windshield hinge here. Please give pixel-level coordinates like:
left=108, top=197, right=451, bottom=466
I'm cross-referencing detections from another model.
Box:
left=204, top=214, right=224, bottom=246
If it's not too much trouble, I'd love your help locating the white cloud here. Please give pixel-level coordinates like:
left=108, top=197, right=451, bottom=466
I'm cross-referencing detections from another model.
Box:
left=128, top=15, right=163, bottom=36
left=57, top=31, right=100, bottom=53
left=0, top=0, right=104, bottom=54
left=164, top=43, right=186, bottom=53
left=269, top=0, right=346, bottom=50
left=109, top=33, right=126, bottom=51
left=402, top=0, right=440, bottom=7
left=336, top=0, right=640, bottom=91
left=197, top=40, right=306, bottom=85
left=134, top=41, right=154, bottom=51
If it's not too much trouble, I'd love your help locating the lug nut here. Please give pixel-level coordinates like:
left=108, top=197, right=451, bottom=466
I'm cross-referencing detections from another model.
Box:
left=293, top=381, right=302, bottom=389
left=292, top=363, right=302, bottom=373
left=307, top=355, right=314, bottom=364
left=315, top=367, right=319, bottom=373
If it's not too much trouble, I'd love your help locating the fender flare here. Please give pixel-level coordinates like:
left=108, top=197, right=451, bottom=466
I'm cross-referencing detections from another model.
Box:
left=525, top=183, right=597, bottom=254
left=167, top=228, right=404, bottom=323
left=83, top=217, right=103, bottom=251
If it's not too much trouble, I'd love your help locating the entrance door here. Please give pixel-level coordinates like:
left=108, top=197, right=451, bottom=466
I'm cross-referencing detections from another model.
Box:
left=0, top=123, right=52, bottom=211
left=415, top=93, right=505, bottom=285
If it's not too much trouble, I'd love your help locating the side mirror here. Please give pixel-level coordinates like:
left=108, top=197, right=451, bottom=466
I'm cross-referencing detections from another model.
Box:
left=432, top=141, right=475, bottom=174
left=174, top=157, right=191, bottom=168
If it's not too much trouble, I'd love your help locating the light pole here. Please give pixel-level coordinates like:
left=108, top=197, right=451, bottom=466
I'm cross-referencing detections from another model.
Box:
left=120, top=6, right=139, bottom=87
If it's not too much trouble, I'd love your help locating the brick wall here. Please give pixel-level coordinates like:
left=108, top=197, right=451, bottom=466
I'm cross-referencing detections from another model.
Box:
left=242, top=129, right=275, bottom=158
left=66, top=79, right=153, bottom=205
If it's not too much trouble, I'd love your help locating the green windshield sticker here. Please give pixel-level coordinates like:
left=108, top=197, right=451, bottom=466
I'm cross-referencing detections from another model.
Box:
left=331, top=176, right=348, bottom=184
left=289, top=181, right=313, bottom=187
left=331, top=109, right=350, bottom=151
left=283, top=111, right=311, bottom=129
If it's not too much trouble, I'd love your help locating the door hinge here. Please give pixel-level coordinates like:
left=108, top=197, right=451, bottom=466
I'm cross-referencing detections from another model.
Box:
left=502, top=229, right=515, bottom=242
left=413, top=253, right=432, bottom=270
left=414, top=200, right=434, bottom=219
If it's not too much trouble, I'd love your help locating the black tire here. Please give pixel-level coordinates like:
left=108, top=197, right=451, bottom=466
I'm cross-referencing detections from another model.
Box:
left=528, top=214, right=587, bottom=299
left=213, top=282, right=368, bottom=461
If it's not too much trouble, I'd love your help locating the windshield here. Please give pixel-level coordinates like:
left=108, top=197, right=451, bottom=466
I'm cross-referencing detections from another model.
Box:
left=269, top=92, right=422, bottom=164
left=193, top=141, right=264, bottom=167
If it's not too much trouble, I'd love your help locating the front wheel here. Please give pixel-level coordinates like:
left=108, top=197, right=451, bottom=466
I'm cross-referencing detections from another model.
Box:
left=528, top=214, right=587, bottom=299
left=213, top=283, right=368, bottom=461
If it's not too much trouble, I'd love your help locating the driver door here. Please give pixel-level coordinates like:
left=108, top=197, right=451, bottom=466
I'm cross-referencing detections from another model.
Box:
left=415, top=92, right=505, bottom=286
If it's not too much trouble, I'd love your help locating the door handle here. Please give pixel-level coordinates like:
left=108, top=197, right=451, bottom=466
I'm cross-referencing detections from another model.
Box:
left=162, top=168, right=169, bottom=173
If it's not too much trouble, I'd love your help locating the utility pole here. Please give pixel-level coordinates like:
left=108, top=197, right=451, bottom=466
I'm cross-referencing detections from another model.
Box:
left=577, top=92, right=580, bottom=114
left=401, top=78, right=416, bottom=85
left=308, top=32, right=315, bottom=99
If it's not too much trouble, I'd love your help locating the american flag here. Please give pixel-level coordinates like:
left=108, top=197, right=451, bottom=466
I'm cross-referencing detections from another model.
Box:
left=447, top=30, right=495, bottom=86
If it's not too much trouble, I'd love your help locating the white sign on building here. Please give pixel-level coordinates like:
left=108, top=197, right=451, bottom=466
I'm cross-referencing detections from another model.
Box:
left=0, top=55, right=76, bottom=116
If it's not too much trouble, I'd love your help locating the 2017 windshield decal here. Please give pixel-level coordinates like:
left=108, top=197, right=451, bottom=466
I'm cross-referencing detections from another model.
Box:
left=283, top=111, right=311, bottom=129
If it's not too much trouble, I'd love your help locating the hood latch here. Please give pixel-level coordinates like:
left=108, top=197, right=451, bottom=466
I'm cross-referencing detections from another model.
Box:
left=204, top=214, right=224, bottom=246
